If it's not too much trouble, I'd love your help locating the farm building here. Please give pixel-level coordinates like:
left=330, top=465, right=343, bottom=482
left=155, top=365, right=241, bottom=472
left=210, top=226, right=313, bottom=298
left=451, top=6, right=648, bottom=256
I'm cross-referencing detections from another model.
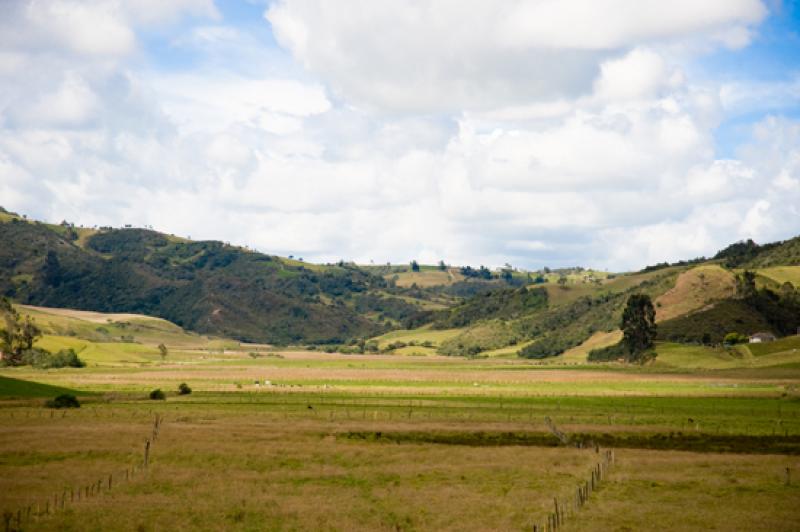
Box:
left=749, top=332, right=776, bottom=343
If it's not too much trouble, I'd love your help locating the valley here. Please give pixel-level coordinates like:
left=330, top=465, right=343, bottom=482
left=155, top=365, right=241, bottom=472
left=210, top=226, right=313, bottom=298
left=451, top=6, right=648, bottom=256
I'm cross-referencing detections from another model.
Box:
left=2, top=209, right=800, bottom=530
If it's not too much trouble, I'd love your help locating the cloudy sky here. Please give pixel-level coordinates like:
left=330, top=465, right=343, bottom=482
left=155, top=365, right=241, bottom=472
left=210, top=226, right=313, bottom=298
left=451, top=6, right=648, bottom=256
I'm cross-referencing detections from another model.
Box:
left=1, top=0, right=799, bottom=270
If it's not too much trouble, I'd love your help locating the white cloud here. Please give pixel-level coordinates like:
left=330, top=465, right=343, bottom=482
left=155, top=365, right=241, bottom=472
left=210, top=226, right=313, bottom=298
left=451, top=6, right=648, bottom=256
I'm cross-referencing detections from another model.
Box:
left=1, top=0, right=798, bottom=272
left=0, top=0, right=218, bottom=58
left=267, top=0, right=766, bottom=112
left=10, top=72, right=98, bottom=128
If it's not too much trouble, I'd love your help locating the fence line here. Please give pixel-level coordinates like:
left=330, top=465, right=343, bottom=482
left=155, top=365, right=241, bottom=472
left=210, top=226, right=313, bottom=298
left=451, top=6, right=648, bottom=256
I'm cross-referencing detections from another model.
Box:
left=3, top=413, right=164, bottom=532
left=531, top=448, right=615, bottom=532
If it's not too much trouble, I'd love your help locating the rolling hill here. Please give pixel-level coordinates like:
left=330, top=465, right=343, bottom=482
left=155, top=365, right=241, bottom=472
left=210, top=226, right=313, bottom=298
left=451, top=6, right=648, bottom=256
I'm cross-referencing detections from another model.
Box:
left=0, top=208, right=407, bottom=344
left=4, top=207, right=799, bottom=361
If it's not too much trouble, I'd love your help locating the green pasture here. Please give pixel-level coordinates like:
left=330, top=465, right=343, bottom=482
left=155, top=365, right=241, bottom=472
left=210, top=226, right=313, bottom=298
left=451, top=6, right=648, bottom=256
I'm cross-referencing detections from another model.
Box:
left=0, top=375, right=82, bottom=398
left=756, top=266, right=800, bottom=286
left=372, top=327, right=462, bottom=349
left=21, top=305, right=208, bottom=348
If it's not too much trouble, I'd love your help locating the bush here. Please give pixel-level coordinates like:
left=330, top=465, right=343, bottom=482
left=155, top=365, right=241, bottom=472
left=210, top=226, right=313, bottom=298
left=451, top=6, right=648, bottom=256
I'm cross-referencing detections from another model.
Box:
left=50, top=348, right=86, bottom=368
left=723, top=332, right=748, bottom=345
left=149, top=389, right=166, bottom=400
left=46, top=394, right=80, bottom=409
left=178, top=382, right=192, bottom=395
left=19, top=348, right=85, bottom=368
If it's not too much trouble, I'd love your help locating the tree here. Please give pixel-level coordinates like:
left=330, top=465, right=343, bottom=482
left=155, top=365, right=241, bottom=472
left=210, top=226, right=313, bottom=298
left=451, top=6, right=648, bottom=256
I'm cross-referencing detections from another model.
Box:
left=736, top=270, right=757, bottom=300
left=0, top=298, right=41, bottom=366
left=621, top=294, right=657, bottom=362
left=410, top=260, right=420, bottom=272
left=158, top=343, right=168, bottom=361
left=43, top=250, right=62, bottom=286
left=438, top=260, right=447, bottom=271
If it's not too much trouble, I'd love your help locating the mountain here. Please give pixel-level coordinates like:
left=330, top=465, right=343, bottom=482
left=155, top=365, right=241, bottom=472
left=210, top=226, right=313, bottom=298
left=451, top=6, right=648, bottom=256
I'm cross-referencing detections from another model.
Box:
left=0, top=208, right=409, bottom=344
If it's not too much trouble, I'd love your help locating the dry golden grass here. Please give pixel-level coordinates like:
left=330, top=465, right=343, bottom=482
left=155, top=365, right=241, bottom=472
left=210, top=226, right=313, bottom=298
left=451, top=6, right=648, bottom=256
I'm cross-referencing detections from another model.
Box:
left=389, top=268, right=464, bottom=288
left=0, top=407, right=602, bottom=531
left=20, top=305, right=168, bottom=325
left=2, top=405, right=799, bottom=531
left=570, top=449, right=800, bottom=531
left=654, top=265, right=737, bottom=322
left=560, top=330, right=623, bottom=364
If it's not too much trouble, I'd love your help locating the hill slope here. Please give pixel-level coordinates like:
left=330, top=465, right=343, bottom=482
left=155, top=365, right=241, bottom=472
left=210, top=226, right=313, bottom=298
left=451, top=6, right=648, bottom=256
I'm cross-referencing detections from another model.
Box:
left=0, top=211, right=398, bottom=344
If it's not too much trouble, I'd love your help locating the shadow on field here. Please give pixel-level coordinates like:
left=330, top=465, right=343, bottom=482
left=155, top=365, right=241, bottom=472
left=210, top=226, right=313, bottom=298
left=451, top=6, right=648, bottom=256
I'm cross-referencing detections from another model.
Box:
left=339, top=430, right=800, bottom=455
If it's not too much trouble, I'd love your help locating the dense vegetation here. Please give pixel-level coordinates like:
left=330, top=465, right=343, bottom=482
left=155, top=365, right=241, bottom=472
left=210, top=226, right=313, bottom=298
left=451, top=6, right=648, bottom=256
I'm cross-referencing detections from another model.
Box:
left=0, top=213, right=405, bottom=344
left=433, top=287, right=548, bottom=329
left=715, top=237, right=800, bottom=268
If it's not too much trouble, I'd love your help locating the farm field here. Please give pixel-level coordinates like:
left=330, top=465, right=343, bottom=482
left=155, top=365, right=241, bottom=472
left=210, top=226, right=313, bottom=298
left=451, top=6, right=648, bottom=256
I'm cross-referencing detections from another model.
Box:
left=3, top=306, right=800, bottom=530
left=3, top=346, right=800, bottom=531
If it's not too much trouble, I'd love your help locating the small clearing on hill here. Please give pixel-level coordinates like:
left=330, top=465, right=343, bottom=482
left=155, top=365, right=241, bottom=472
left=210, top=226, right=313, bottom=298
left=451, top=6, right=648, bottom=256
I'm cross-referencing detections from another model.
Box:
left=561, top=330, right=624, bottom=363
left=654, top=265, right=737, bottom=322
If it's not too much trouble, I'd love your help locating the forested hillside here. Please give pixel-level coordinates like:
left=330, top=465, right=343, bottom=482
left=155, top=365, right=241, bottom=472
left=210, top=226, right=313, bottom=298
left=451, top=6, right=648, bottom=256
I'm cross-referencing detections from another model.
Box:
left=0, top=209, right=401, bottom=344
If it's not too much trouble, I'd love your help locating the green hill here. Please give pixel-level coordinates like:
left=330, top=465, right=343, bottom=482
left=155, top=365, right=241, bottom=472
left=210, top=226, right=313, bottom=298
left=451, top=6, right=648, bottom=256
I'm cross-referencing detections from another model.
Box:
left=0, top=211, right=403, bottom=344
left=715, top=236, right=800, bottom=268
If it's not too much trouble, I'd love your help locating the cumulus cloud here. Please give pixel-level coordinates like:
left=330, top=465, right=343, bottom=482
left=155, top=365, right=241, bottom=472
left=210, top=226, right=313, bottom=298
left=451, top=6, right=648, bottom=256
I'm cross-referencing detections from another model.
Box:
left=266, top=0, right=765, bottom=112
left=0, top=0, right=798, bottom=271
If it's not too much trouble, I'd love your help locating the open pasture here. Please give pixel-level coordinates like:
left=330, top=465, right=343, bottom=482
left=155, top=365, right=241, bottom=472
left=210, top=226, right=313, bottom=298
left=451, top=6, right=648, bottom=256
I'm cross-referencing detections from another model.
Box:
left=1, top=387, right=799, bottom=531
left=756, top=266, right=800, bottom=287
left=3, top=349, right=800, bottom=530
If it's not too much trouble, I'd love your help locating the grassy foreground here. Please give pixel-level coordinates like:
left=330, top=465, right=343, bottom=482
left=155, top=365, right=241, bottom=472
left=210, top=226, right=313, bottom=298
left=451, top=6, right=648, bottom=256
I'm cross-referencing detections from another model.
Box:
left=2, top=349, right=800, bottom=531
left=2, top=304, right=800, bottom=530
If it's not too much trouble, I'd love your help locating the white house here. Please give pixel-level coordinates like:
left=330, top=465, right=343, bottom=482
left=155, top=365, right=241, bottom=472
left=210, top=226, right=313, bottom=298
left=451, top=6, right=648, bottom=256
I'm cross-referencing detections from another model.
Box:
left=749, top=332, right=776, bottom=343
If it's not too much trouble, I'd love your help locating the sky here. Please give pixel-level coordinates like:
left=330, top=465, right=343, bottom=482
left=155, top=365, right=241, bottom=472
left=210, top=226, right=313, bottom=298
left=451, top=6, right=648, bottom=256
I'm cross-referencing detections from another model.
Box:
left=1, top=0, right=799, bottom=271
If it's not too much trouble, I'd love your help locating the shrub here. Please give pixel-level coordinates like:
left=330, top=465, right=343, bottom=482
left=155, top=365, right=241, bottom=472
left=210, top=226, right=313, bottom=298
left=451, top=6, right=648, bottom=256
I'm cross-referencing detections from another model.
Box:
left=19, top=348, right=85, bottom=368
left=149, top=389, right=166, bottom=400
left=46, top=394, right=80, bottom=409
left=178, top=382, right=192, bottom=395
left=49, top=348, right=86, bottom=368
left=723, top=332, right=748, bottom=345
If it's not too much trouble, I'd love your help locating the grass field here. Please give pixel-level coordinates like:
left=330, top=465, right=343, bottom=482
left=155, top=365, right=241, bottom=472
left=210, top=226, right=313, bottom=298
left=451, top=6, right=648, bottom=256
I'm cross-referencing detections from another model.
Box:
left=560, top=330, right=624, bottom=364
left=756, top=266, right=800, bottom=287
left=543, top=267, right=683, bottom=307
left=0, top=375, right=83, bottom=398
left=654, top=265, right=737, bottom=322
left=388, top=268, right=464, bottom=288
left=21, top=305, right=213, bottom=349
left=3, top=307, right=800, bottom=530
left=372, top=327, right=462, bottom=350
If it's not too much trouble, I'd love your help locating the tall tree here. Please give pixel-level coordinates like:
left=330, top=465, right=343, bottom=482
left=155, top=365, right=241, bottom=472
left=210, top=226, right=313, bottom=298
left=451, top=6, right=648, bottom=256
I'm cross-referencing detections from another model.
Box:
left=43, top=250, right=62, bottom=286
left=621, top=294, right=657, bottom=362
left=410, top=260, right=420, bottom=272
left=0, top=298, right=41, bottom=365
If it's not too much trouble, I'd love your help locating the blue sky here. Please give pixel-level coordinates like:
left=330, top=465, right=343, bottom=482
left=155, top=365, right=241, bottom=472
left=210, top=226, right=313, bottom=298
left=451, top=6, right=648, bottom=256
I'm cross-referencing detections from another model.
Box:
left=700, top=0, right=800, bottom=156
left=1, top=0, right=799, bottom=270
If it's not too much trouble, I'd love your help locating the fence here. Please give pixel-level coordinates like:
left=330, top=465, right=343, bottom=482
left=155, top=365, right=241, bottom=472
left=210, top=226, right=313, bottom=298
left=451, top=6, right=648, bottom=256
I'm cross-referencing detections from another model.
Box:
left=531, top=448, right=615, bottom=532
left=2, top=413, right=163, bottom=532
